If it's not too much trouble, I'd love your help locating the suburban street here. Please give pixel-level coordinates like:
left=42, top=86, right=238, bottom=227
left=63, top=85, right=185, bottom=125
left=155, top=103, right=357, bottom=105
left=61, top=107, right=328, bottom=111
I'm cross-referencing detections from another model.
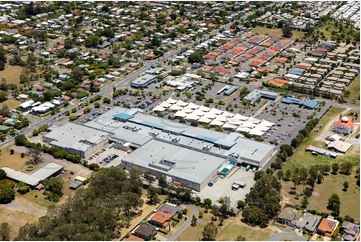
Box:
left=167, top=204, right=199, bottom=241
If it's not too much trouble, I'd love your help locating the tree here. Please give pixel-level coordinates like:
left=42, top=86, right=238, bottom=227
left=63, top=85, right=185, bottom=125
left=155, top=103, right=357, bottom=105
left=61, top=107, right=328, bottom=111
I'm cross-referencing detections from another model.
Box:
left=276, top=170, right=284, bottom=180
left=343, top=181, right=349, bottom=191
left=84, top=35, right=99, bottom=48
left=15, top=167, right=144, bottom=241
left=301, top=196, right=309, bottom=209
left=0, top=222, right=10, bottom=241
left=191, top=215, right=197, bottom=227
left=158, top=174, right=167, bottom=187
left=303, top=187, right=313, bottom=197
left=332, top=163, right=339, bottom=174
left=15, top=134, right=29, bottom=146
left=147, top=185, right=159, bottom=205
left=282, top=19, right=293, bottom=38
left=244, top=174, right=281, bottom=227
left=94, top=102, right=100, bottom=108
left=236, top=235, right=246, bottom=241
left=103, top=97, right=111, bottom=104
left=0, top=47, right=7, bottom=71
left=339, top=162, right=352, bottom=175
left=0, top=91, right=7, bottom=102
left=0, top=187, right=15, bottom=204
left=43, top=177, right=64, bottom=197
left=280, top=144, right=293, bottom=156
left=242, top=206, right=268, bottom=227
left=26, top=146, right=43, bottom=165
left=204, top=198, right=212, bottom=207
left=327, top=193, right=340, bottom=217
left=284, top=169, right=291, bottom=181
left=202, top=222, right=217, bottom=241
left=237, top=200, right=246, bottom=209
left=188, top=51, right=204, bottom=64
left=0, top=169, right=5, bottom=180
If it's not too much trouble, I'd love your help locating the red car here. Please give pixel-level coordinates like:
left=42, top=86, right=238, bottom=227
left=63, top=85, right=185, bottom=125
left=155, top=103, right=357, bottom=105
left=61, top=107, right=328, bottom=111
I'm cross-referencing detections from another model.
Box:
left=280, top=118, right=284, bottom=120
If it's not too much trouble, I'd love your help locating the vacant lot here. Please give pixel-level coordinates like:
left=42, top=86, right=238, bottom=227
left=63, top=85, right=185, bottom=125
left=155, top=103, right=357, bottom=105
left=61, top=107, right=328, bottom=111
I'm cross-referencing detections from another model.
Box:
left=281, top=106, right=358, bottom=171
left=251, top=26, right=305, bottom=40
left=178, top=207, right=276, bottom=241
left=281, top=168, right=360, bottom=223
left=0, top=206, right=42, bottom=240
left=345, top=75, right=360, bottom=106
left=0, top=148, right=27, bottom=170
left=0, top=65, right=23, bottom=86
left=1, top=99, right=21, bottom=109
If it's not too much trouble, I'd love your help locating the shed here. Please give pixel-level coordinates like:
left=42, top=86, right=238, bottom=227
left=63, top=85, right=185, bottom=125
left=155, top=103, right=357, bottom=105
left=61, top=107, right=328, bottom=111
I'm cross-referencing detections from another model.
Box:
left=232, top=180, right=246, bottom=190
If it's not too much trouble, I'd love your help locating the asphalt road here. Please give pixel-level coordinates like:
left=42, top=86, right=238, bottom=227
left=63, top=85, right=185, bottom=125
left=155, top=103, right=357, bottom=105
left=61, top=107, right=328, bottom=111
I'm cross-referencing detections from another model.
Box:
left=268, top=232, right=308, bottom=241
left=167, top=204, right=198, bottom=241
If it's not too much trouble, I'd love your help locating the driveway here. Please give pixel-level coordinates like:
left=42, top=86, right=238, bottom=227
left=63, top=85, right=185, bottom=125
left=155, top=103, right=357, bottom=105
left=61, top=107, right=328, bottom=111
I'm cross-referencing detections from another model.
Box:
left=268, top=232, right=307, bottom=241
left=167, top=204, right=198, bottom=241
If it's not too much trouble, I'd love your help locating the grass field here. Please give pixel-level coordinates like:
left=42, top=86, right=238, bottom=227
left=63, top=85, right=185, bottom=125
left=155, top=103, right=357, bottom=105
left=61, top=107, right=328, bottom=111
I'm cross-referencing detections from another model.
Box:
left=1, top=99, right=21, bottom=109
left=318, top=21, right=359, bottom=41
left=281, top=168, right=360, bottom=223
left=251, top=26, right=305, bottom=40
left=281, top=106, right=360, bottom=172
left=345, top=75, right=360, bottom=106
left=178, top=207, right=276, bottom=241
left=0, top=206, right=41, bottom=240
left=0, top=148, right=27, bottom=170
left=0, top=65, right=24, bottom=86
left=19, top=190, right=56, bottom=208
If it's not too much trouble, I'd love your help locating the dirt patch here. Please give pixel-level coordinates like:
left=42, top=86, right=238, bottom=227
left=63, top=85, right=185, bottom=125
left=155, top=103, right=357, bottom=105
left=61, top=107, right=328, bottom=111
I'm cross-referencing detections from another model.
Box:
left=0, top=206, right=42, bottom=240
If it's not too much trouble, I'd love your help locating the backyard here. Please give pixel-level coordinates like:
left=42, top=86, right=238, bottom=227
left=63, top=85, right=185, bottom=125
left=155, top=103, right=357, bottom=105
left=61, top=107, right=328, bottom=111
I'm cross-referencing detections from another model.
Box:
left=251, top=26, right=305, bottom=40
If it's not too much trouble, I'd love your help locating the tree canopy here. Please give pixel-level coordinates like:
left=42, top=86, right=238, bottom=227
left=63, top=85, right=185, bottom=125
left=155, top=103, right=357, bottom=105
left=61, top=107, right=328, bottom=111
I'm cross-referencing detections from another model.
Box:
left=15, top=167, right=144, bottom=240
left=243, top=173, right=281, bottom=227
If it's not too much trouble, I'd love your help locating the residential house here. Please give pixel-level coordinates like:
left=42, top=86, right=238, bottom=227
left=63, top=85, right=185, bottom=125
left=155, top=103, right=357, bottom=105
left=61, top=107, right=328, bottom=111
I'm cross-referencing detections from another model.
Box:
left=341, top=221, right=360, bottom=241
left=296, top=213, right=322, bottom=233
left=333, top=116, right=355, bottom=135
left=133, top=224, right=157, bottom=241
left=317, top=217, right=339, bottom=237
left=277, top=207, right=298, bottom=225
left=148, top=211, right=172, bottom=230
left=157, top=203, right=182, bottom=218
left=124, top=235, right=144, bottom=241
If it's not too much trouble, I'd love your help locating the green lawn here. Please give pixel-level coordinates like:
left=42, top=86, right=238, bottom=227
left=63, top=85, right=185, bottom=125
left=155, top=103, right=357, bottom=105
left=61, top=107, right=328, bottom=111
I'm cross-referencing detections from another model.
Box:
left=281, top=168, right=360, bottom=223
left=251, top=26, right=305, bottom=40
left=19, top=190, right=56, bottom=208
left=318, top=21, right=359, bottom=42
left=282, top=106, right=350, bottom=171
left=345, top=75, right=360, bottom=106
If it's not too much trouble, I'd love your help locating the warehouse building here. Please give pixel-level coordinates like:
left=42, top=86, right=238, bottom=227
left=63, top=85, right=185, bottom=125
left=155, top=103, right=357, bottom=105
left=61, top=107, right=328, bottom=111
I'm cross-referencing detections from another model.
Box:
left=2, top=163, right=64, bottom=187
left=131, top=74, right=157, bottom=88
left=45, top=108, right=276, bottom=191
left=243, top=89, right=279, bottom=103
left=43, top=122, right=112, bottom=157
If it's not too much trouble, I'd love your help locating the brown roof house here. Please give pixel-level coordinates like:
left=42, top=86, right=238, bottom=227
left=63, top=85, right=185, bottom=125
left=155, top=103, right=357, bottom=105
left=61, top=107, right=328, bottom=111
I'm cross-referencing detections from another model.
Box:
left=133, top=223, right=157, bottom=241
left=317, top=217, right=339, bottom=237
left=149, top=211, right=172, bottom=230
left=277, top=207, right=298, bottom=225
